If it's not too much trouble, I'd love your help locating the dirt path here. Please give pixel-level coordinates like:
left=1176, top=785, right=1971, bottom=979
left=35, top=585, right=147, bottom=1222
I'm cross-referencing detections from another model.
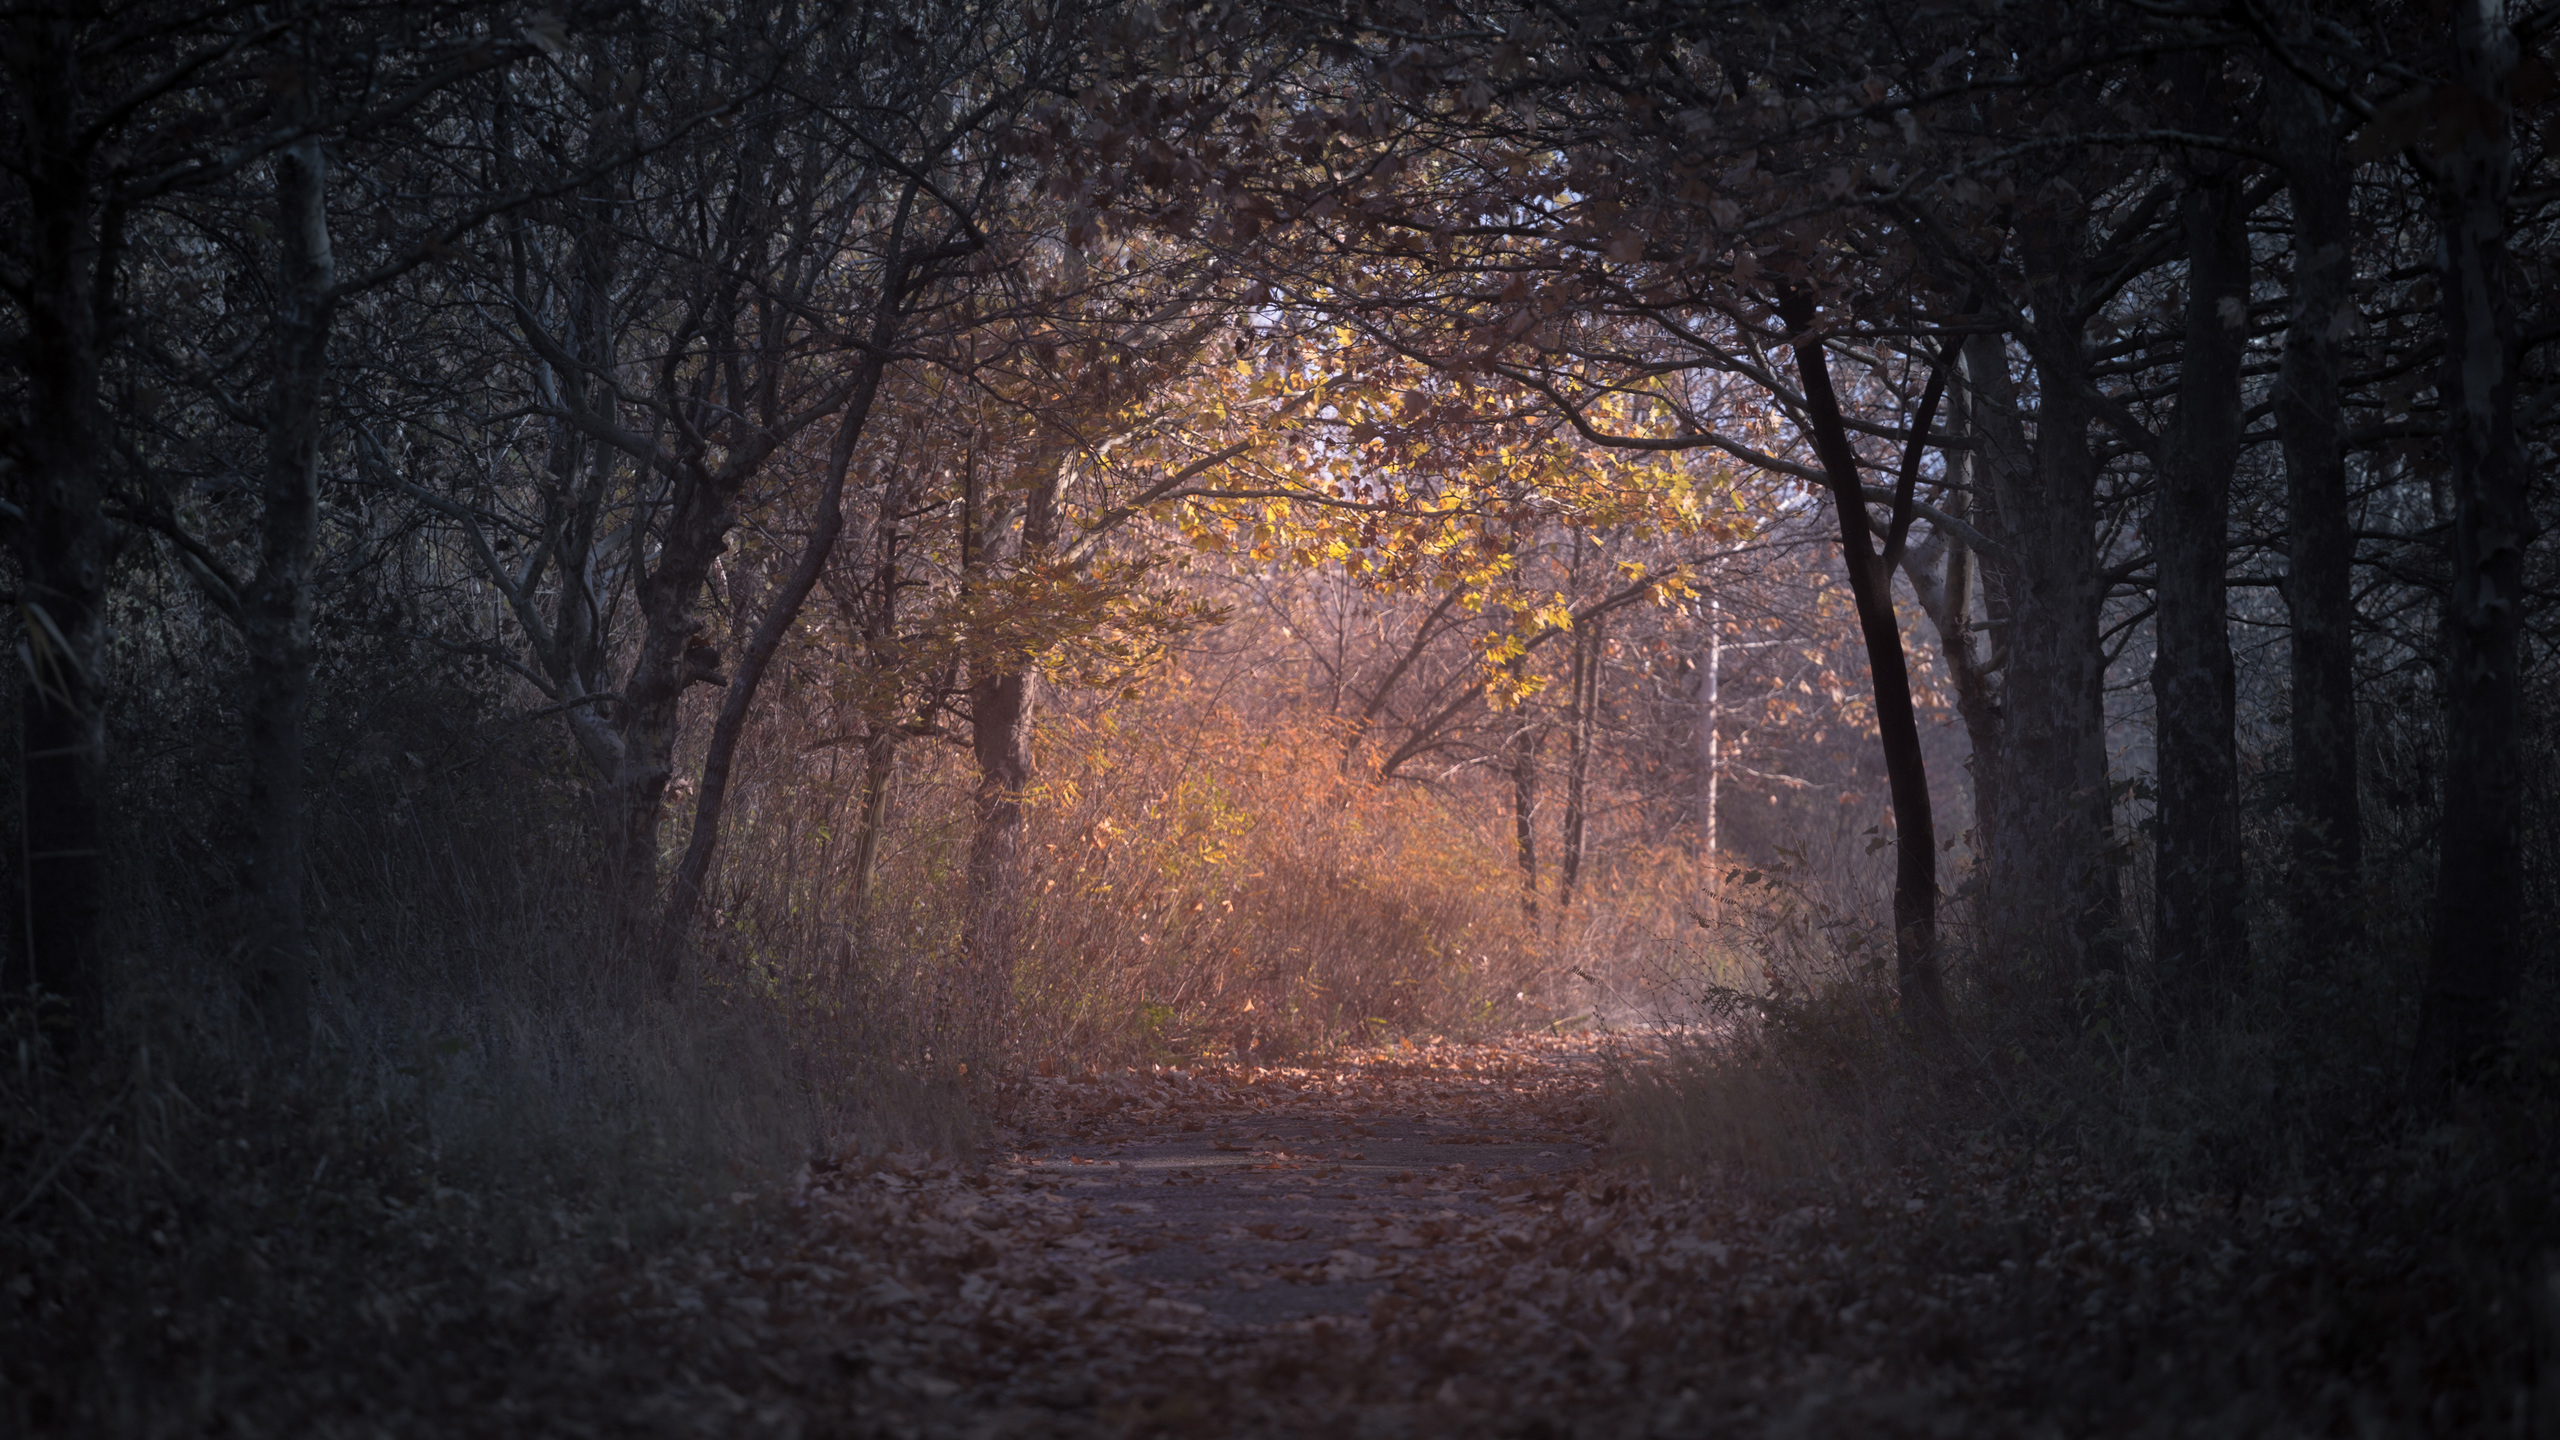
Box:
left=561, top=1033, right=1664, bottom=1439
left=995, top=1033, right=1608, bottom=1337
left=362, top=1030, right=2368, bottom=1437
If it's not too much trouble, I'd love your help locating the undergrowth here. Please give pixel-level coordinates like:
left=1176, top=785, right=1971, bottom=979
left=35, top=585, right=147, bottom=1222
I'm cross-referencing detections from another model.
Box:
left=682, top=676, right=1575, bottom=1071
left=1611, top=842, right=2560, bottom=1433
left=0, top=726, right=968, bottom=1435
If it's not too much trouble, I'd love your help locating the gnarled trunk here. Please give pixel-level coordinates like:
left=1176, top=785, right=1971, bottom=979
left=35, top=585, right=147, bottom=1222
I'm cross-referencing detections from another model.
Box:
left=663, top=357, right=885, bottom=946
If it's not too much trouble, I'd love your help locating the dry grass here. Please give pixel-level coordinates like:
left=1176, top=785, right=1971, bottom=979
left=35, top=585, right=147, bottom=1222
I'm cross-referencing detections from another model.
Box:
left=969, top=683, right=1550, bottom=1063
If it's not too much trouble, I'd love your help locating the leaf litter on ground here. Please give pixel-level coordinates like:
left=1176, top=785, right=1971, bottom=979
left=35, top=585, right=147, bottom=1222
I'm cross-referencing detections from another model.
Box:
left=12, top=1030, right=2529, bottom=1436
left=474, top=1030, right=2493, bottom=1438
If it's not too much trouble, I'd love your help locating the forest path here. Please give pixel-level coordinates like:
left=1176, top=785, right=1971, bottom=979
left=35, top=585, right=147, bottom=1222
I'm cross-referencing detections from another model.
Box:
left=992, top=1031, right=1610, bottom=1337
left=570, top=1032, right=1750, bottom=1440
left=535, top=1028, right=2203, bottom=1438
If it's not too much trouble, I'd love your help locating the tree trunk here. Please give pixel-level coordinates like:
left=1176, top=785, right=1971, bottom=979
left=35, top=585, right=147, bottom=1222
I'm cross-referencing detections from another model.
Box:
left=538, top=181, right=627, bottom=777
left=845, top=457, right=928, bottom=927
left=1697, top=599, right=1722, bottom=871
left=662, top=356, right=885, bottom=952
left=2152, top=166, right=2253, bottom=1018
left=241, top=125, right=336, bottom=1048
left=1778, top=290, right=1947, bottom=1037
left=605, top=454, right=737, bottom=941
left=961, top=448, right=1067, bottom=1055
left=1899, top=482, right=2002, bottom=866
left=2272, top=67, right=2363, bottom=966
left=966, top=657, right=1035, bottom=1005
left=1557, top=615, right=1602, bottom=915
left=1971, top=285, right=2123, bottom=989
left=1899, top=356, right=2001, bottom=862
left=847, top=728, right=898, bottom=924
left=1507, top=653, right=1540, bottom=924
left=2412, top=0, right=2530, bottom=1099
left=11, top=49, right=111, bottom=1048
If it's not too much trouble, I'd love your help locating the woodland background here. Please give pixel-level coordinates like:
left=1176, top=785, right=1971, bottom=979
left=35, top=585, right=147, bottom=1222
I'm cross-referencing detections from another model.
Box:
left=3, top=0, right=2558, bottom=1431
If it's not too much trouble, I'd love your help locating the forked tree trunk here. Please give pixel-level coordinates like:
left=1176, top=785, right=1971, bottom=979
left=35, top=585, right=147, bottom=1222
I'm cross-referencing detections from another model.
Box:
left=1778, top=290, right=1947, bottom=1037
left=1973, top=255, right=2124, bottom=991
left=2412, top=0, right=2530, bottom=1099
left=605, top=450, right=740, bottom=942
left=2152, top=163, right=2253, bottom=1018
left=662, top=355, right=885, bottom=951
left=2273, top=67, right=2364, bottom=965
left=241, top=124, right=337, bottom=1048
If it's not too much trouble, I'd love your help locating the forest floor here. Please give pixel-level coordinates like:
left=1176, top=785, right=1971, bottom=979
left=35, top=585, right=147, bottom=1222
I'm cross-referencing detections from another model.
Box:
left=432, top=1027, right=2470, bottom=1440
left=21, top=1027, right=2513, bottom=1435
left=528, top=1031, right=1649, bottom=1439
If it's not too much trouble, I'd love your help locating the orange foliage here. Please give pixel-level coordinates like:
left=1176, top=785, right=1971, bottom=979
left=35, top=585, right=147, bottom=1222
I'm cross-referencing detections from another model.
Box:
left=1002, top=675, right=1548, bottom=1061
